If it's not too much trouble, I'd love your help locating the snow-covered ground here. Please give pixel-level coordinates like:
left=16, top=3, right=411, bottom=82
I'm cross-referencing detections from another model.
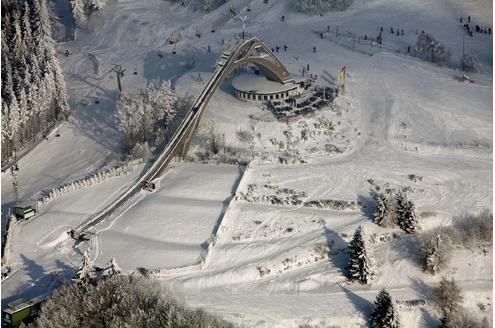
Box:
left=95, top=163, right=243, bottom=270
left=1, top=0, right=492, bottom=327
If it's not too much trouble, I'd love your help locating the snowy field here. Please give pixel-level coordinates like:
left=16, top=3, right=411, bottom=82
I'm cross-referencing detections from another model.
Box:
left=95, top=163, right=243, bottom=270
left=1, top=0, right=492, bottom=327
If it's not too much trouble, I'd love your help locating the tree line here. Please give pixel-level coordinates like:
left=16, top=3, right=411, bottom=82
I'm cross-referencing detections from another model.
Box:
left=1, top=0, right=69, bottom=163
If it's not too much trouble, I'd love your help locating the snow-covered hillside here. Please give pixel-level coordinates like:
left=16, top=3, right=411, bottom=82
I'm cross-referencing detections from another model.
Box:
left=1, top=0, right=492, bottom=327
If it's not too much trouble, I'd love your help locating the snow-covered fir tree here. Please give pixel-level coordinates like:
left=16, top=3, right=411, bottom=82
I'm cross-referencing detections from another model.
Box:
left=87, top=0, right=109, bottom=11
left=75, top=250, right=94, bottom=283
left=103, top=258, right=121, bottom=278
left=372, top=190, right=387, bottom=225
left=371, top=189, right=398, bottom=227
left=71, top=0, right=87, bottom=27
left=70, top=0, right=109, bottom=26
left=348, top=225, right=374, bottom=284
left=396, top=192, right=420, bottom=234
left=32, top=0, right=55, bottom=60
left=370, top=289, right=400, bottom=328
left=21, top=2, right=33, bottom=49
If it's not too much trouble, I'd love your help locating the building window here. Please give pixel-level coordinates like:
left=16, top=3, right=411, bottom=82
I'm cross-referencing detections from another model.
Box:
left=264, top=95, right=268, bottom=101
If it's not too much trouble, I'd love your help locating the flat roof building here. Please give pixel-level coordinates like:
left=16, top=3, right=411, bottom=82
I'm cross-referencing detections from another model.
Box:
left=232, top=73, right=300, bottom=103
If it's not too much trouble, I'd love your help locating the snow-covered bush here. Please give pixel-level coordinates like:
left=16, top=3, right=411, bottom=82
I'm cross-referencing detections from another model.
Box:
left=1, top=215, right=17, bottom=265
left=36, top=274, right=234, bottom=327
left=190, top=125, right=223, bottom=161
left=131, top=142, right=152, bottom=161
left=348, top=225, right=374, bottom=284
left=203, top=0, right=229, bottom=11
left=415, top=32, right=450, bottom=65
left=303, top=199, right=358, bottom=210
left=40, top=160, right=143, bottom=205
left=237, top=183, right=307, bottom=206
left=236, top=129, right=254, bottom=144
left=460, top=51, right=480, bottom=72
left=440, top=310, right=490, bottom=328
left=295, top=0, right=352, bottom=13
left=417, top=231, right=451, bottom=274
left=370, top=289, right=400, bottom=328
left=431, top=277, right=490, bottom=327
left=456, top=209, right=492, bottom=245
left=117, top=80, right=178, bottom=151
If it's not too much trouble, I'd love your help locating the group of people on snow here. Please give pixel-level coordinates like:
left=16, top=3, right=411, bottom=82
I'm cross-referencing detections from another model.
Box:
left=460, top=16, right=491, bottom=36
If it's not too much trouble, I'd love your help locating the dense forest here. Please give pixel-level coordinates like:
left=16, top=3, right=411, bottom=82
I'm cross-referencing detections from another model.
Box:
left=1, top=0, right=69, bottom=164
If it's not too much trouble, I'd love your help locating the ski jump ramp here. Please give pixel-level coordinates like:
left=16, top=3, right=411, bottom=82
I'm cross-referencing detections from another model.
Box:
left=76, top=36, right=294, bottom=232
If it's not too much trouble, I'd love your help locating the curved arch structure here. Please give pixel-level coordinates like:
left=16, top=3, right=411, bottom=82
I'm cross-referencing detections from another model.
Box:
left=150, top=36, right=295, bottom=178
left=76, top=36, right=293, bottom=232
left=175, top=36, right=294, bottom=168
left=217, top=36, right=294, bottom=84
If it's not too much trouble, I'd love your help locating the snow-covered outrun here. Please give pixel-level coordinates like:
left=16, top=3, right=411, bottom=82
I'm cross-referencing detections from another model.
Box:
left=1, top=0, right=492, bottom=327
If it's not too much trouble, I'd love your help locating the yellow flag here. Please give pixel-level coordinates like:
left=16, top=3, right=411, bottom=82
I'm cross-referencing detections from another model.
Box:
left=338, top=71, right=344, bottom=86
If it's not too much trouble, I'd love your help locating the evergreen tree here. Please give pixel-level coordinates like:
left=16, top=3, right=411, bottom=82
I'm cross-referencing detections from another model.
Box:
left=8, top=99, right=21, bottom=151
left=370, top=289, right=400, bottom=328
left=11, top=6, right=26, bottom=60
left=372, top=190, right=386, bottom=225
left=32, top=0, right=55, bottom=61
left=348, top=225, right=374, bottom=284
left=1, top=51, right=14, bottom=104
left=17, top=88, right=29, bottom=138
left=1, top=105, right=11, bottom=156
left=75, top=250, right=94, bottom=283
left=21, top=2, right=33, bottom=50
left=71, top=0, right=87, bottom=27
left=103, top=258, right=121, bottom=278
left=396, top=191, right=420, bottom=234
left=28, top=49, right=40, bottom=87
left=371, top=189, right=398, bottom=227
left=1, top=0, right=69, bottom=161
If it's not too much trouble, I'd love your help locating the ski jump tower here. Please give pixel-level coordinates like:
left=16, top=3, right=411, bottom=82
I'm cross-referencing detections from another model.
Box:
left=151, top=35, right=295, bottom=178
